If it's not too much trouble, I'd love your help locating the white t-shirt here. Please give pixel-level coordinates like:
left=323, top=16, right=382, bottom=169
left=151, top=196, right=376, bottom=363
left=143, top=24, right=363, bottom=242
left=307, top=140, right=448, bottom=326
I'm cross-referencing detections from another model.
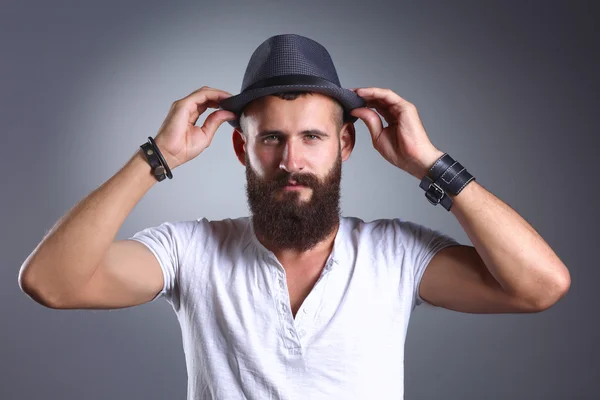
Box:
left=129, top=216, right=460, bottom=400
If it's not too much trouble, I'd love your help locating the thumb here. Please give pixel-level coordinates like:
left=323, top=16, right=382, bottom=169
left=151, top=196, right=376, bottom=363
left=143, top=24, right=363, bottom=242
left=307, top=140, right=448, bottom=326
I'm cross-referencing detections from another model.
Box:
left=351, top=108, right=383, bottom=142
left=198, top=109, right=237, bottom=140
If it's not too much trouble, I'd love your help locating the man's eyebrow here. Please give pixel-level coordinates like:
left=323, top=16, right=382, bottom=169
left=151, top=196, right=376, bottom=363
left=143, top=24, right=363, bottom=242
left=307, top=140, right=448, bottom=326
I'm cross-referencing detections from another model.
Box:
left=256, top=129, right=330, bottom=138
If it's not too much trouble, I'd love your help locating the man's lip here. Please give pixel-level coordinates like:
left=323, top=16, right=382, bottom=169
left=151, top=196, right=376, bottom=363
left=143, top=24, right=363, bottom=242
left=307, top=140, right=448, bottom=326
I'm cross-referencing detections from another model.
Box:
left=283, top=182, right=307, bottom=188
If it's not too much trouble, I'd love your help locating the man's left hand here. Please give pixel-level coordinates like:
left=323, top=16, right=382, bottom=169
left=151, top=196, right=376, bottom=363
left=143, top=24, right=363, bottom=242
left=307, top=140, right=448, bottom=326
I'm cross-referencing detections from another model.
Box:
left=350, top=87, right=445, bottom=180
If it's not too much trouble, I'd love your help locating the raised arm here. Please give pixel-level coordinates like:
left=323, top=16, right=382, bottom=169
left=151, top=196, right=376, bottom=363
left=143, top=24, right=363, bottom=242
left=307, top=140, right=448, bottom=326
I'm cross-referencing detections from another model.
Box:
left=18, top=86, right=236, bottom=309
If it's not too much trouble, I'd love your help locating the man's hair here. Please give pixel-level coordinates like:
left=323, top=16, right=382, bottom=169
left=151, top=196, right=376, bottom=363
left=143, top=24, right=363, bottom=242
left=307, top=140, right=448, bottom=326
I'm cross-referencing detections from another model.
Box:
left=238, top=91, right=345, bottom=135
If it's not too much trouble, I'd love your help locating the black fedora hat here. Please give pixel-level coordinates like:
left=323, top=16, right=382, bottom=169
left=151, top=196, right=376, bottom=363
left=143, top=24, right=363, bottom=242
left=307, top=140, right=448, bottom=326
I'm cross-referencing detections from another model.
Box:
left=219, top=33, right=365, bottom=129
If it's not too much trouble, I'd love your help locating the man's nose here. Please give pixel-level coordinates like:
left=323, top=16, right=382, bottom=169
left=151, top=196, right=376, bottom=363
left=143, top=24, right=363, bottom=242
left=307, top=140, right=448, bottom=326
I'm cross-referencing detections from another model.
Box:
left=279, top=139, right=304, bottom=173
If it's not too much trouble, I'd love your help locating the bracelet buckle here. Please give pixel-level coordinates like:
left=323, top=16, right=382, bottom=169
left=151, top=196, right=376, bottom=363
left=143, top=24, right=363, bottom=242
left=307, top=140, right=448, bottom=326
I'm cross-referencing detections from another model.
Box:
left=425, top=181, right=446, bottom=206
left=420, top=175, right=446, bottom=206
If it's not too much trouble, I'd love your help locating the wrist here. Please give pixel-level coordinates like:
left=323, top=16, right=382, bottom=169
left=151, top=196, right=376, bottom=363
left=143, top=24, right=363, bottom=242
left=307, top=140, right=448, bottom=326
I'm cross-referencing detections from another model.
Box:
left=417, top=151, right=476, bottom=211
left=152, top=137, right=180, bottom=171
left=414, top=149, right=446, bottom=180
left=139, top=137, right=174, bottom=182
left=130, top=149, right=160, bottom=187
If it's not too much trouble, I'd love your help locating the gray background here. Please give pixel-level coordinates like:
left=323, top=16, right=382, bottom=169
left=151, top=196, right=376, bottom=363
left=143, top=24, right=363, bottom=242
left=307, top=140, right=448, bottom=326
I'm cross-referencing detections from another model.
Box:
left=2, top=0, right=598, bottom=399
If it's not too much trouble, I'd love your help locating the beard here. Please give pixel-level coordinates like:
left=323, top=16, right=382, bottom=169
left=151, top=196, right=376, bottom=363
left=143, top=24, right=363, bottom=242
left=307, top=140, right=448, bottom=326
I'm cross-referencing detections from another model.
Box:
left=245, top=149, right=342, bottom=252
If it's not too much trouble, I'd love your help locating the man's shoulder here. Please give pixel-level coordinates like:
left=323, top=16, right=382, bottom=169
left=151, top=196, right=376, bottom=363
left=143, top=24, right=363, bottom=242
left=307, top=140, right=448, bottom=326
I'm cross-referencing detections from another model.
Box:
left=167, top=215, right=250, bottom=226
left=142, top=216, right=251, bottom=239
left=340, top=215, right=438, bottom=248
left=182, top=215, right=251, bottom=234
left=341, top=215, right=414, bottom=232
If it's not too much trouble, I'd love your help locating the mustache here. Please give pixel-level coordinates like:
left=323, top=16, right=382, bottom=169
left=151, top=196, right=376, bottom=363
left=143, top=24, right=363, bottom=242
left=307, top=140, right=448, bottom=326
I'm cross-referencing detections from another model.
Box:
left=273, top=172, right=318, bottom=188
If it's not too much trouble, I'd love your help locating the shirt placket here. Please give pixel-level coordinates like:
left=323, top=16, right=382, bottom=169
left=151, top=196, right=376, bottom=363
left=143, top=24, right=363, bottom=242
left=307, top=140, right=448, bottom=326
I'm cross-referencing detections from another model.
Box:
left=267, top=254, right=335, bottom=355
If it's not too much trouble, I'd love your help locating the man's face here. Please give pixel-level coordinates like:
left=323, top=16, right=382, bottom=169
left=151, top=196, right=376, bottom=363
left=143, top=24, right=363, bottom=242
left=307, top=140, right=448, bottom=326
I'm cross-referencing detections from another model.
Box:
left=238, top=93, right=352, bottom=251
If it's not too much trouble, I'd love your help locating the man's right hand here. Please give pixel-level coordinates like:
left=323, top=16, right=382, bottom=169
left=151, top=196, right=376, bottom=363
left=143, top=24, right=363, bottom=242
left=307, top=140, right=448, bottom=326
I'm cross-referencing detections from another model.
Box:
left=152, top=86, right=237, bottom=169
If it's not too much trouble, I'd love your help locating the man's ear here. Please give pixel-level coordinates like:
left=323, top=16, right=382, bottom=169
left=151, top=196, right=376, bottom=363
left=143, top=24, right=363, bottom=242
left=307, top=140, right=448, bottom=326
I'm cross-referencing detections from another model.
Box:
left=232, top=128, right=247, bottom=166
left=340, top=122, right=356, bottom=162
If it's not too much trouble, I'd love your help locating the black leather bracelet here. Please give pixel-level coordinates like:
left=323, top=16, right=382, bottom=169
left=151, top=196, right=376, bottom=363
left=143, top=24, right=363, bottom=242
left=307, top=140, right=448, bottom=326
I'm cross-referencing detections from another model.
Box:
left=419, top=153, right=475, bottom=211
left=147, top=136, right=173, bottom=179
left=140, top=137, right=172, bottom=182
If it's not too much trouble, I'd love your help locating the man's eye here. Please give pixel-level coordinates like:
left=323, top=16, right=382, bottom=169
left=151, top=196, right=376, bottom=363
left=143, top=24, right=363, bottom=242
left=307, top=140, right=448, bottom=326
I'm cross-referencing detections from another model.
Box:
left=305, top=134, right=319, bottom=140
left=264, top=135, right=279, bottom=143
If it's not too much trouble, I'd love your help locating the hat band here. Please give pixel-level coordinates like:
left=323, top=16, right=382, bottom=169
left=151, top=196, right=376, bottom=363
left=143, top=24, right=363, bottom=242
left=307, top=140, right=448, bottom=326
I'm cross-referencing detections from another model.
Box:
left=244, top=74, right=340, bottom=92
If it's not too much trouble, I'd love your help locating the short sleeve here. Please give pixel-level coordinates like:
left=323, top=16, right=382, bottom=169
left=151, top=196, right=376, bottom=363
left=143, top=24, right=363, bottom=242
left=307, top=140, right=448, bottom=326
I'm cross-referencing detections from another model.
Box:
left=393, top=219, right=461, bottom=309
left=127, top=219, right=198, bottom=304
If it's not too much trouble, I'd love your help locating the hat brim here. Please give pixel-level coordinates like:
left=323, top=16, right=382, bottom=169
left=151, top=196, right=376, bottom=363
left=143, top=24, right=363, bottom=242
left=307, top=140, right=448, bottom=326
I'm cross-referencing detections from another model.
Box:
left=218, top=85, right=366, bottom=129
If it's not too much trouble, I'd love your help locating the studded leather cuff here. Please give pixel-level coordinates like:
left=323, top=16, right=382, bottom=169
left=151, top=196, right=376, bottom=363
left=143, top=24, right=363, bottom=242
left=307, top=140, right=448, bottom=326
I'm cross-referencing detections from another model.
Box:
left=139, top=137, right=172, bottom=182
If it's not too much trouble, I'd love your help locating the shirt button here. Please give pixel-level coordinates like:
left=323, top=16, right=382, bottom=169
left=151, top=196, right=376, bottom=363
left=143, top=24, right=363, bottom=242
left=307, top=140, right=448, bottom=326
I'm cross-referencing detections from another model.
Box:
left=298, top=329, right=306, bottom=337
left=303, top=308, right=308, bottom=314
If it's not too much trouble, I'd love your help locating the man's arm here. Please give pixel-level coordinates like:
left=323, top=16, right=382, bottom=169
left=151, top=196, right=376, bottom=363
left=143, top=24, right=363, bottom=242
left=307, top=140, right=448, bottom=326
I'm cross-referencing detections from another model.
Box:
left=348, top=86, right=570, bottom=313
left=418, top=167, right=571, bottom=313
left=18, top=87, right=236, bottom=309
left=18, top=149, right=163, bottom=309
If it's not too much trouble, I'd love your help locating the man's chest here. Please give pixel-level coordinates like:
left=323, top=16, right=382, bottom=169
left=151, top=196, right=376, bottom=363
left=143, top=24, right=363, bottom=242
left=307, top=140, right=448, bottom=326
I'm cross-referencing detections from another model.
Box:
left=180, top=256, right=411, bottom=399
left=266, top=248, right=336, bottom=317
left=284, top=265, right=326, bottom=317
left=185, top=249, right=412, bottom=344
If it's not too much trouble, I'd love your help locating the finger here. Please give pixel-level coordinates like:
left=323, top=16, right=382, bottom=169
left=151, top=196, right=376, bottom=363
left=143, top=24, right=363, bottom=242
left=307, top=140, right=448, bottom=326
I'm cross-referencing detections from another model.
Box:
left=179, top=88, right=233, bottom=124
left=187, top=85, right=233, bottom=99
left=352, top=87, right=401, bottom=120
left=350, top=107, right=384, bottom=142
left=355, top=87, right=412, bottom=110
left=355, top=99, right=398, bottom=126
left=198, top=109, right=237, bottom=140
left=352, top=88, right=407, bottom=127
left=192, top=100, right=221, bottom=123
left=183, top=87, right=233, bottom=108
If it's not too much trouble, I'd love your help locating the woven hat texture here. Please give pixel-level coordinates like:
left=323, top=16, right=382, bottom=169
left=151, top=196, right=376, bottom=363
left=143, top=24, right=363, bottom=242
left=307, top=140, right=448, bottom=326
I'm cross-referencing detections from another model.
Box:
left=219, top=33, right=365, bottom=129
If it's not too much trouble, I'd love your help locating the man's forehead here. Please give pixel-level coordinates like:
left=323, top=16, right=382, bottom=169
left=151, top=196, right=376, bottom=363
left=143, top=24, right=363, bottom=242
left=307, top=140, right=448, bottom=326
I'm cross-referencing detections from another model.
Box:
left=242, top=94, right=338, bottom=134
